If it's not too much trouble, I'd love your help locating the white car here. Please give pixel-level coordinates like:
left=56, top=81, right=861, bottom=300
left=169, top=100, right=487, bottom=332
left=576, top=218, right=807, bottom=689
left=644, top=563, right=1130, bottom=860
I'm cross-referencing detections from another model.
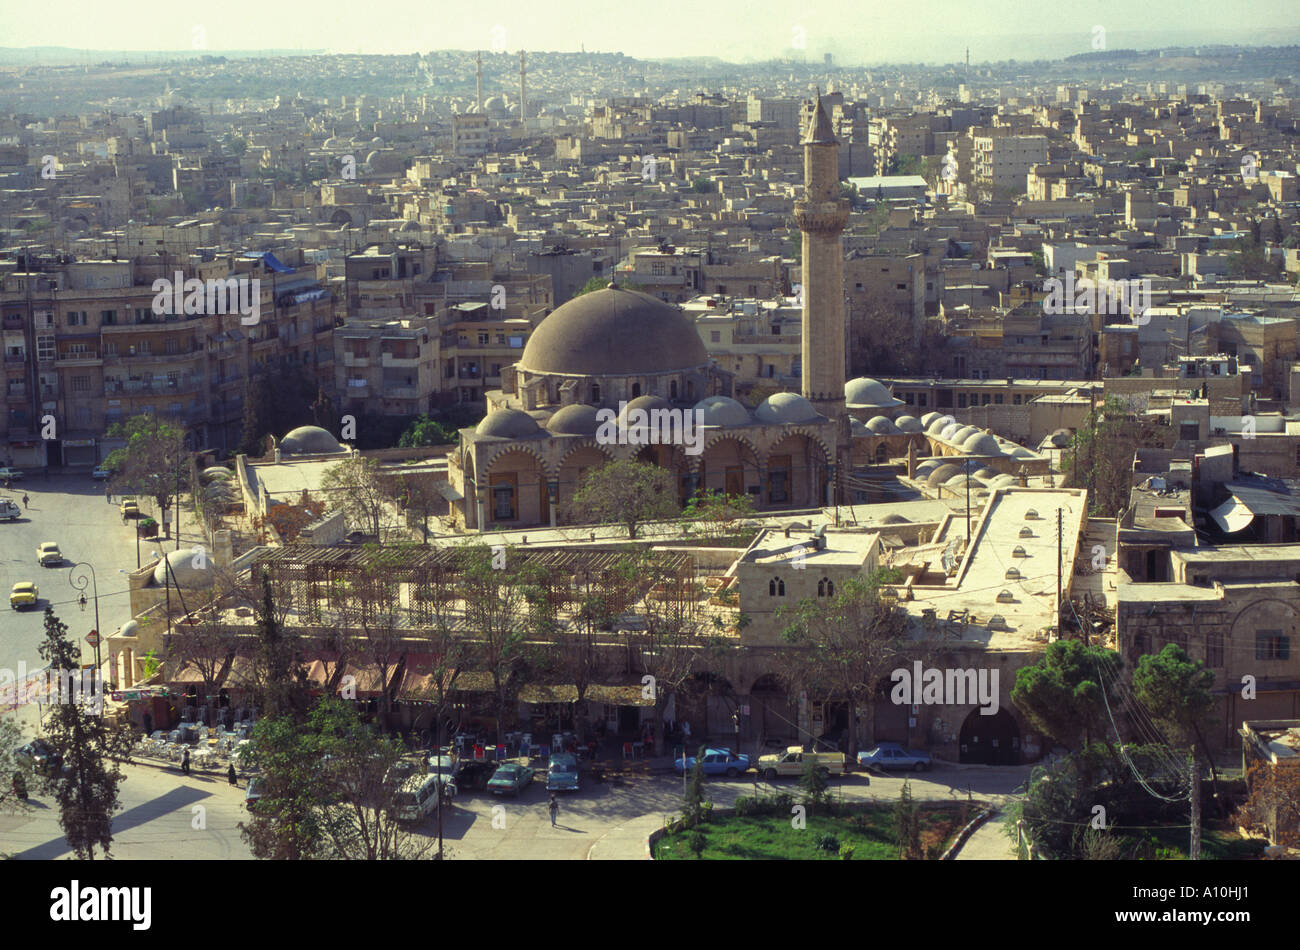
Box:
left=36, top=541, right=62, bottom=567
left=0, top=467, right=24, bottom=481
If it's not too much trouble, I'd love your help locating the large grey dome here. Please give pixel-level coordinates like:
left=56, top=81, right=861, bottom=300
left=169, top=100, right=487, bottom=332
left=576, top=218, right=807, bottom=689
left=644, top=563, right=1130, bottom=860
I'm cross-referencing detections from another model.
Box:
left=694, top=396, right=752, bottom=427
left=546, top=404, right=601, bottom=436
left=476, top=409, right=543, bottom=439
left=755, top=392, right=822, bottom=425
left=844, top=377, right=904, bottom=409
left=154, top=549, right=216, bottom=590
left=618, top=395, right=674, bottom=427
left=518, top=287, right=707, bottom=377
left=280, top=426, right=344, bottom=455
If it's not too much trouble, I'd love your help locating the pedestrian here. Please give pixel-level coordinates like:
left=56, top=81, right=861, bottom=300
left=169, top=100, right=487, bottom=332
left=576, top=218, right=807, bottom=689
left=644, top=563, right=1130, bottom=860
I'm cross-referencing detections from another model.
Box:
left=227, top=762, right=238, bottom=787
left=181, top=749, right=191, bottom=776
left=548, top=793, right=558, bottom=827
left=682, top=720, right=691, bottom=744
left=21, top=493, right=28, bottom=509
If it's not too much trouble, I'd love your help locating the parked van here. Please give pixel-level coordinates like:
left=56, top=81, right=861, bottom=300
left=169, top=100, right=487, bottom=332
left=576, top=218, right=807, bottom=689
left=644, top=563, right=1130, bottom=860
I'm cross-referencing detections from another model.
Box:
left=392, top=774, right=441, bottom=822
left=0, top=499, right=19, bottom=521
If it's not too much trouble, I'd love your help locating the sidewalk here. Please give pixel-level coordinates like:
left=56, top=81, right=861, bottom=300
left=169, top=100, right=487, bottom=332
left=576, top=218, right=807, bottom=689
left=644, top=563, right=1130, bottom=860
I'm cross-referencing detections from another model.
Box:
left=953, top=812, right=1017, bottom=860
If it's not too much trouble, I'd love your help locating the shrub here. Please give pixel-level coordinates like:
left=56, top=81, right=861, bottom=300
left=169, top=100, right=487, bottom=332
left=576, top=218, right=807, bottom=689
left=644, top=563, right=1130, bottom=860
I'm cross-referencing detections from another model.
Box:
left=688, top=831, right=706, bottom=857
left=839, top=843, right=856, bottom=860
left=816, top=833, right=840, bottom=854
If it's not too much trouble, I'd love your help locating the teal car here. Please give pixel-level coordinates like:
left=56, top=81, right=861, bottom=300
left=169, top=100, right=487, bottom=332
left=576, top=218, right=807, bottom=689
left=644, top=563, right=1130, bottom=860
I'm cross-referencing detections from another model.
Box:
left=546, top=753, right=580, bottom=792
left=487, top=763, right=535, bottom=797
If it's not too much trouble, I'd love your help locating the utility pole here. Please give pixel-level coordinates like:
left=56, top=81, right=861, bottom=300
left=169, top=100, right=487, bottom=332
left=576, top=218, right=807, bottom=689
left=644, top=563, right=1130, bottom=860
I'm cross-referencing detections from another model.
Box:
left=1189, top=751, right=1202, bottom=860
left=1056, top=507, right=1063, bottom=635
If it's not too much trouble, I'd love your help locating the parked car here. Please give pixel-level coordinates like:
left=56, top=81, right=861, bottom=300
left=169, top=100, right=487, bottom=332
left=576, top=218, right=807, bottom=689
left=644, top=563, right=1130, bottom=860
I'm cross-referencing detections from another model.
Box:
left=244, top=776, right=264, bottom=810
left=0, top=467, right=25, bottom=481
left=9, top=582, right=38, bottom=609
left=857, top=743, right=932, bottom=772
left=90, top=467, right=110, bottom=480
left=0, top=499, right=19, bottom=521
left=36, top=541, right=62, bottom=567
left=673, top=748, right=752, bottom=777
left=487, top=763, right=535, bottom=796
left=426, top=755, right=459, bottom=799
left=546, top=753, right=580, bottom=792
left=119, top=498, right=139, bottom=519
left=15, top=738, right=62, bottom=775
left=455, top=760, right=498, bottom=792
left=755, top=746, right=846, bottom=781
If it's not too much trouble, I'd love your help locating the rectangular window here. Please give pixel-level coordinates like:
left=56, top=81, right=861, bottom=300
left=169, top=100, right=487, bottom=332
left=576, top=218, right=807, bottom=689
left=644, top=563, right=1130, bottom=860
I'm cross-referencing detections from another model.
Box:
left=100, top=309, right=116, bottom=324
left=1256, top=631, right=1291, bottom=661
left=710, top=331, right=721, bottom=343
left=71, top=375, right=89, bottom=392
left=958, top=393, right=968, bottom=408
left=1013, top=393, right=1023, bottom=405
left=994, top=394, right=1004, bottom=404
left=135, top=308, right=151, bottom=323
left=67, top=311, right=86, bottom=326
left=37, top=336, right=55, bottom=361
left=1205, top=634, right=1223, bottom=667
left=917, top=393, right=927, bottom=407
left=478, top=332, right=489, bottom=345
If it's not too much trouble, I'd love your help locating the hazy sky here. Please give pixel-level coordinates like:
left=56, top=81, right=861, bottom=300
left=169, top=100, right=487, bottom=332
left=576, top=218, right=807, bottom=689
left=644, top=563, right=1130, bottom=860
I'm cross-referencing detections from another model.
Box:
left=3, top=0, right=1299, bottom=63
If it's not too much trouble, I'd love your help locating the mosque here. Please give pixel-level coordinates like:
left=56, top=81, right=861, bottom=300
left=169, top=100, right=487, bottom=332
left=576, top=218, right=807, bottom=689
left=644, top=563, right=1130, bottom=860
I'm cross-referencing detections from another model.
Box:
left=444, top=98, right=1046, bottom=531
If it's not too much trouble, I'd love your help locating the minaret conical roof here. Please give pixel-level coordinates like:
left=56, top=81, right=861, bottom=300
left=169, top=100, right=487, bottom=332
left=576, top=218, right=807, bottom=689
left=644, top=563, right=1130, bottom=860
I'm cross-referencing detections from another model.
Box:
left=803, top=96, right=836, bottom=145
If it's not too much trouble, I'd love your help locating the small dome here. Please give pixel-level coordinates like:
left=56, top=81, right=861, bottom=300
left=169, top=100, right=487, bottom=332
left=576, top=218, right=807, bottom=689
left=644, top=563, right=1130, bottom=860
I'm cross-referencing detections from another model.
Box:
left=280, top=425, right=344, bottom=455
left=865, top=415, right=902, bottom=435
left=990, top=474, right=1020, bottom=488
left=895, top=415, right=924, bottom=433
left=879, top=514, right=911, bottom=525
left=844, top=377, right=905, bottom=409
left=950, top=425, right=978, bottom=444
left=546, top=404, right=602, bottom=436
left=475, top=409, right=543, bottom=439
left=694, top=396, right=751, bottom=427
left=962, top=432, right=1001, bottom=455
left=1009, top=446, right=1036, bottom=460
left=153, top=549, right=216, bottom=590
left=914, top=459, right=941, bottom=478
left=618, top=395, right=674, bottom=428
left=945, top=473, right=974, bottom=489
left=1050, top=428, right=1073, bottom=447
left=755, top=392, right=822, bottom=425
left=927, top=463, right=962, bottom=487
left=119, top=619, right=140, bottom=638
left=974, top=467, right=1001, bottom=481
left=927, top=414, right=957, bottom=435
left=850, top=418, right=870, bottom=437
left=199, top=467, right=233, bottom=485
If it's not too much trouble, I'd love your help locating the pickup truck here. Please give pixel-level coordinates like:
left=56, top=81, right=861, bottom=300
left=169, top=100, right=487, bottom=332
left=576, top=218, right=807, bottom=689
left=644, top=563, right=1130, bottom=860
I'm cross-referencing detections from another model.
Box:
left=756, top=747, right=846, bottom=781
left=857, top=743, right=932, bottom=772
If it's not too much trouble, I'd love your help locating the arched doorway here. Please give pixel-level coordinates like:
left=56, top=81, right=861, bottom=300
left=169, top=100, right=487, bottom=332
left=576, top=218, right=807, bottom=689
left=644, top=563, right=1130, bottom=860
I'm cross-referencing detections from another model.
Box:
left=872, top=675, right=909, bottom=744
left=750, top=674, right=797, bottom=747
left=958, top=708, right=1021, bottom=765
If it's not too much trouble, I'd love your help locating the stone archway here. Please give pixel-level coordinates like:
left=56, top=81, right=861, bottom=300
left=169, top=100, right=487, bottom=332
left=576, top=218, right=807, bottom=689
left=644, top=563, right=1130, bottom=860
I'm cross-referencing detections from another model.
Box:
left=766, top=433, right=830, bottom=508
left=749, top=673, right=798, bottom=748
left=698, top=435, right=761, bottom=506
left=557, top=443, right=614, bottom=518
left=482, top=448, right=548, bottom=528
left=958, top=707, right=1021, bottom=765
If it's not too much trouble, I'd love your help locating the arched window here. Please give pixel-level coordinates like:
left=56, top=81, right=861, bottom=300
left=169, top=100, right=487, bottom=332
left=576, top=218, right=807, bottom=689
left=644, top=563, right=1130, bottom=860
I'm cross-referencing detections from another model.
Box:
left=670, top=379, right=678, bottom=399
left=769, top=576, right=785, bottom=597
left=686, top=379, right=695, bottom=400
left=817, top=577, right=835, bottom=597
left=874, top=444, right=889, bottom=464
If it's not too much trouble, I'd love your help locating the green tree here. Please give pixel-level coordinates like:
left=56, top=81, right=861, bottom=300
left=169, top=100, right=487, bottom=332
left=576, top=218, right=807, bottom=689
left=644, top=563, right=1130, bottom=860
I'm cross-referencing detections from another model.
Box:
left=1010, top=639, right=1124, bottom=754
left=245, top=571, right=311, bottom=721
left=682, top=745, right=710, bottom=828
left=894, top=779, right=922, bottom=859
left=240, top=364, right=319, bottom=457
left=567, top=459, right=679, bottom=540
left=1063, top=396, right=1157, bottom=517
left=36, top=607, right=134, bottom=860
left=0, top=715, right=28, bottom=815
left=104, top=414, right=189, bottom=539
left=798, top=755, right=830, bottom=814
left=679, top=488, right=754, bottom=542
left=692, top=177, right=715, bottom=194
left=777, top=569, right=909, bottom=759
left=398, top=414, right=455, bottom=447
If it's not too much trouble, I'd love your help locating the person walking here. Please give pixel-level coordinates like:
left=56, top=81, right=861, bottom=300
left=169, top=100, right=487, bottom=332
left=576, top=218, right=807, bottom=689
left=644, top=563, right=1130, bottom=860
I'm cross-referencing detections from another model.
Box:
left=21, top=493, right=28, bottom=509
left=227, top=762, right=238, bottom=787
left=181, top=749, right=191, bottom=776
left=548, top=793, right=559, bottom=827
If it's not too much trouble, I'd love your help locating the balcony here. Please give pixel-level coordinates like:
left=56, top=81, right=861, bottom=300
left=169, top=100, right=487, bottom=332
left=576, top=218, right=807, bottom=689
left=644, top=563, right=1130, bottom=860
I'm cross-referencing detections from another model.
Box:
left=106, top=375, right=205, bottom=396
left=381, top=352, right=421, bottom=368
left=105, top=348, right=204, bottom=364
left=383, top=387, right=420, bottom=400
left=56, top=351, right=101, bottom=366
left=342, top=353, right=370, bottom=368
left=4, top=353, right=27, bottom=364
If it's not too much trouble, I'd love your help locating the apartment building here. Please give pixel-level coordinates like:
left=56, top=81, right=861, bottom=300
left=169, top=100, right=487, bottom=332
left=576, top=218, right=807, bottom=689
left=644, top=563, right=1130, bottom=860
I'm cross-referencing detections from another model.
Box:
left=440, top=301, right=534, bottom=406
left=335, top=313, right=440, bottom=417
left=682, top=294, right=800, bottom=388
left=971, top=134, right=1049, bottom=192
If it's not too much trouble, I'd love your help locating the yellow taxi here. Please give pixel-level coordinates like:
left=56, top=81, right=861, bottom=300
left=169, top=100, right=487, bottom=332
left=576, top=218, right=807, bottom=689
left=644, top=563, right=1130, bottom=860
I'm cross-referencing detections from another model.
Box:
left=10, top=582, right=38, bottom=610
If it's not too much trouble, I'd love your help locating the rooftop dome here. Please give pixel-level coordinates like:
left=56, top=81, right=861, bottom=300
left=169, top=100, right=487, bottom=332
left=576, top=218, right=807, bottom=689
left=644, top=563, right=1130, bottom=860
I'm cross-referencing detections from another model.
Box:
left=153, top=548, right=216, bottom=590
left=927, top=463, right=962, bottom=487
left=990, top=474, right=1020, bottom=488
left=950, top=425, right=979, bottom=445
left=962, top=432, right=1001, bottom=455
left=279, top=425, right=344, bottom=455
left=920, top=411, right=943, bottom=428
left=974, top=467, right=1001, bottom=481
left=694, top=395, right=752, bottom=427
left=475, top=409, right=543, bottom=439
left=755, top=392, right=822, bottom=425
left=1009, top=446, right=1036, bottom=460
left=927, top=414, right=957, bottom=435
left=945, top=473, right=975, bottom=489
left=939, top=421, right=963, bottom=441
left=546, top=404, right=602, bottom=436
left=1049, top=428, right=1074, bottom=447
left=895, top=415, right=924, bottom=433
left=618, top=394, right=674, bottom=428
left=864, top=415, right=902, bottom=435
left=519, top=286, right=707, bottom=377
left=844, top=377, right=905, bottom=409
left=879, top=514, right=911, bottom=525
left=850, top=418, right=870, bottom=437
left=119, top=619, right=139, bottom=638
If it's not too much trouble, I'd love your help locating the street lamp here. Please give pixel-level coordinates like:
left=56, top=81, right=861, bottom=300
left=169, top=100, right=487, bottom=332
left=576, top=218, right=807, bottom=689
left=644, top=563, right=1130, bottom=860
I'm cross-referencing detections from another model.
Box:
left=69, top=562, right=101, bottom=676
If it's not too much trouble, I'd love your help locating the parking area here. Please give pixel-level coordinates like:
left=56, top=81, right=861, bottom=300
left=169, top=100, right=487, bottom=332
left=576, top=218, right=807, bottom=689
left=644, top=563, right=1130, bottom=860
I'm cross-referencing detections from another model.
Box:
left=0, top=473, right=153, bottom=675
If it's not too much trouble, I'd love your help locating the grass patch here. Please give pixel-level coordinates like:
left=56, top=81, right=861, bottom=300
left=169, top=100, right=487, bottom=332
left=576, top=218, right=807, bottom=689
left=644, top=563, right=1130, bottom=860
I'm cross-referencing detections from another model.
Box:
left=654, top=802, right=974, bottom=860
left=1112, top=823, right=1268, bottom=860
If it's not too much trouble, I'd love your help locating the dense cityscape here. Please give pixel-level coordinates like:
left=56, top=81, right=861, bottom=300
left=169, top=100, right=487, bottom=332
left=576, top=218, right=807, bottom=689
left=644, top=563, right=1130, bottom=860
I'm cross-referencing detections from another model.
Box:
left=0, top=3, right=1297, bottom=900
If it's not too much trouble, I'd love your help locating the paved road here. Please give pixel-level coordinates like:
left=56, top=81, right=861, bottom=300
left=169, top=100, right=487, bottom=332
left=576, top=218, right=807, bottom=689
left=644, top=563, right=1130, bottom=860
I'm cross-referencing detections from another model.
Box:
left=0, top=475, right=166, bottom=676
left=953, top=810, right=1018, bottom=860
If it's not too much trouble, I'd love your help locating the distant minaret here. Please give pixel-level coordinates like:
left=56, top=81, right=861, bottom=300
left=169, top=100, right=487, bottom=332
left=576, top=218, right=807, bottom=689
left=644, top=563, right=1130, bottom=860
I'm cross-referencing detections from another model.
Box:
left=476, top=51, right=483, bottom=112
left=519, top=50, right=527, bottom=123
left=794, top=95, right=849, bottom=416
left=966, top=47, right=970, bottom=79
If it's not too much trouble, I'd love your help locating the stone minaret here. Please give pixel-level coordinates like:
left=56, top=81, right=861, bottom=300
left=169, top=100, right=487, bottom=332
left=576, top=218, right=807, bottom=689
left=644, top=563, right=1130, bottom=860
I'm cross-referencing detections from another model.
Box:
left=519, top=50, right=527, bottom=123
left=476, top=51, right=483, bottom=113
left=794, top=95, right=849, bottom=415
